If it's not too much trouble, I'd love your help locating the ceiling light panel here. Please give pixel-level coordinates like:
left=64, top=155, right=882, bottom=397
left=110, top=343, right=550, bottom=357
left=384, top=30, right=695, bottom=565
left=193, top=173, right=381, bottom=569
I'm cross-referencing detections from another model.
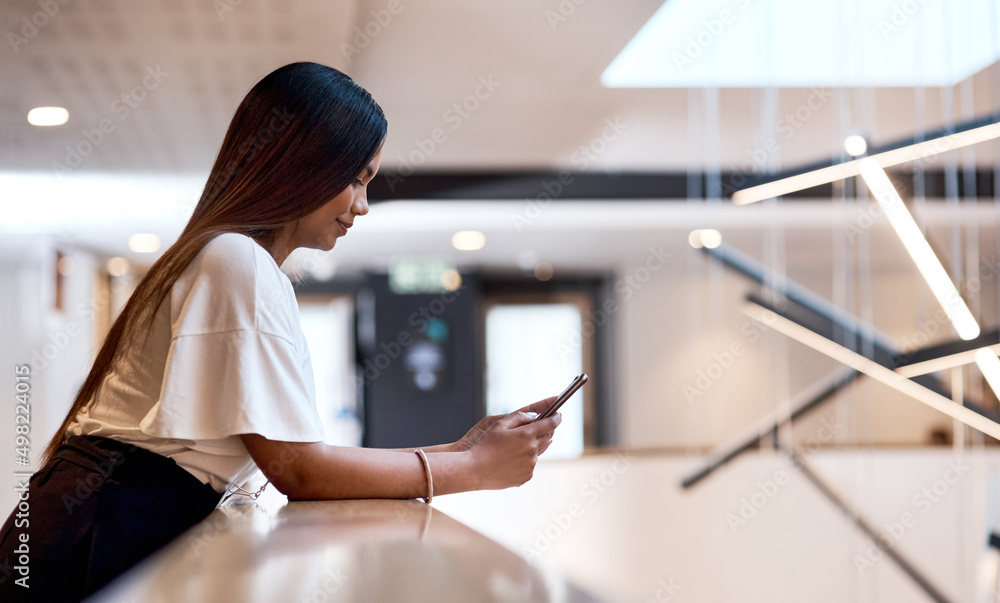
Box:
left=603, top=0, right=997, bottom=88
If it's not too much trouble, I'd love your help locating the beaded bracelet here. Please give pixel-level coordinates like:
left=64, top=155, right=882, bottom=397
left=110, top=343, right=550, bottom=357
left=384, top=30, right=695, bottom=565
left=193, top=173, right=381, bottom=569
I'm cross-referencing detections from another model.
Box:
left=414, top=449, right=433, bottom=504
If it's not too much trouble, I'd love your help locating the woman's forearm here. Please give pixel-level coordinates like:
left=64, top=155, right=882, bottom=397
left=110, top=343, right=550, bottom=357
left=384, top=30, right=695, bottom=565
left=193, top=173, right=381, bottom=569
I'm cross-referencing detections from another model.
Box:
left=241, top=435, right=478, bottom=500
left=300, top=445, right=480, bottom=500
left=240, top=409, right=559, bottom=501
left=391, top=442, right=458, bottom=454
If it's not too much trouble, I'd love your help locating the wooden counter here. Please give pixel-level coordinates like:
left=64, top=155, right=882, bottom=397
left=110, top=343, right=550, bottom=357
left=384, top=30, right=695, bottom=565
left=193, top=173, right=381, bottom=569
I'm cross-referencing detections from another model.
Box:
left=87, top=495, right=606, bottom=602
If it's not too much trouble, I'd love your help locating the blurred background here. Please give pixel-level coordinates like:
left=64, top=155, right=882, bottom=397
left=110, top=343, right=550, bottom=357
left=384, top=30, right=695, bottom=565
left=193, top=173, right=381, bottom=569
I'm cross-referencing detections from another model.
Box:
left=2, top=0, right=1000, bottom=601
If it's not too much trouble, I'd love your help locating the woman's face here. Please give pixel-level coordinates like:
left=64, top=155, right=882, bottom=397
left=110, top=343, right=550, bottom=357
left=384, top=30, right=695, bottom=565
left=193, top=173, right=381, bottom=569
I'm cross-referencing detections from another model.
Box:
left=291, top=145, right=383, bottom=252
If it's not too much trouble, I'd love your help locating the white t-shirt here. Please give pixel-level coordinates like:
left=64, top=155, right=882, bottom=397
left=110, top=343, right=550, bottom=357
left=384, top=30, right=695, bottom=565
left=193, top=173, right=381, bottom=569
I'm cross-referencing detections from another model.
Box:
left=68, top=232, right=325, bottom=492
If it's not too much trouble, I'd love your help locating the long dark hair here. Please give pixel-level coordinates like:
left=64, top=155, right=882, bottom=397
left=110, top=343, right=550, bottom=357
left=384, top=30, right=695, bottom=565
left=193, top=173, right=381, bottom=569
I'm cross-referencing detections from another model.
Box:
left=42, top=62, right=387, bottom=463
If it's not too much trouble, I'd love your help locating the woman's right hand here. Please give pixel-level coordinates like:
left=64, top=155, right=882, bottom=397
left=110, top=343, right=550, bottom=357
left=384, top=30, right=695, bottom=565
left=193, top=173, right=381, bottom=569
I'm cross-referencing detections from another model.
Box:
left=465, top=399, right=563, bottom=490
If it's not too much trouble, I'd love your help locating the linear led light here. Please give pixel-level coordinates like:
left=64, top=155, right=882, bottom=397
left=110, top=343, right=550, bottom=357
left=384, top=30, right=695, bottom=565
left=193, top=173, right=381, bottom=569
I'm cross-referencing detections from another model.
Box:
left=741, top=302, right=1000, bottom=441
left=897, top=343, right=1000, bottom=411
left=896, top=343, right=1000, bottom=378
left=975, top=348, right=1000, bottom=399
left=858, top=158, right=980, bottom=341
left=732, top=120, right=1000, bottom=205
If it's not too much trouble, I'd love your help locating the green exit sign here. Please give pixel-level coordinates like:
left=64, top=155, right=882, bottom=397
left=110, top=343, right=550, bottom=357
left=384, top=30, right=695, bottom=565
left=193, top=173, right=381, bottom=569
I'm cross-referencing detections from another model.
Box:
left=389, top=257, right=457, bottom=294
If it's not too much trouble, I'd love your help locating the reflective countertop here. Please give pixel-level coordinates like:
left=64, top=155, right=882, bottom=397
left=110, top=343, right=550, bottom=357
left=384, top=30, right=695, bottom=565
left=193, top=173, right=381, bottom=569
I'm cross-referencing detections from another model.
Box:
left=88, top=494, right=605, bottom=603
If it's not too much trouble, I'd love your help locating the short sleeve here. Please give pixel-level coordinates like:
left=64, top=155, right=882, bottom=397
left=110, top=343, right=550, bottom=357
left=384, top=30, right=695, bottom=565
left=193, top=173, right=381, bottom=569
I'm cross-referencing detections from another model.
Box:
left=139, top=330, right=324, bottom=442
left=137, top=233, right=325, bottom=445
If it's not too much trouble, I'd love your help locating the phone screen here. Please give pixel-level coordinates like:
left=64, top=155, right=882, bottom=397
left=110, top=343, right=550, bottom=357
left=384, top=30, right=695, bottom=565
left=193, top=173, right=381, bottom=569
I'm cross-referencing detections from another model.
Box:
left=534, top=373, right=588, bottom=421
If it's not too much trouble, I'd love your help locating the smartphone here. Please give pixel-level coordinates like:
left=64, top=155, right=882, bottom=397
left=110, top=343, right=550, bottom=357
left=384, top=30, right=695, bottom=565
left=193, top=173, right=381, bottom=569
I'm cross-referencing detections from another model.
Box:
left=534, top=373, right=589, bottom=422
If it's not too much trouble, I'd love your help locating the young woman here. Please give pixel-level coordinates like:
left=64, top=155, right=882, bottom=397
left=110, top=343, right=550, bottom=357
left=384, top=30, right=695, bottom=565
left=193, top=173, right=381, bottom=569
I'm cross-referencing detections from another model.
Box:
left=0, top=62, right=562, bottom=602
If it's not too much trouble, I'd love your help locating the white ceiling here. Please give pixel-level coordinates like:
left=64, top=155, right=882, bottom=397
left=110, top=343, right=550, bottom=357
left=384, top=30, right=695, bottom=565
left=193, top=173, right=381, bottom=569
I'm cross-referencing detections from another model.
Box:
left=0, top=0, right=998, bottom=279
left=3, top=0, right=998, bottom=175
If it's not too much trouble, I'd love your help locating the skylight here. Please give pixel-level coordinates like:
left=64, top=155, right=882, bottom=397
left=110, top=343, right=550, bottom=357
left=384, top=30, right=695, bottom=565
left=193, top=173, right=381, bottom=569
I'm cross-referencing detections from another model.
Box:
left=602, top=0, right=999, bottom=88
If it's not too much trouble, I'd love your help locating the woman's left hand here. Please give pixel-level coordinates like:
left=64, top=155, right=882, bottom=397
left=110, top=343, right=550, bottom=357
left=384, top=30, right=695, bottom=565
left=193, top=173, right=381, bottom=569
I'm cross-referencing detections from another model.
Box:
left=453, top=396, right=558, bottom=453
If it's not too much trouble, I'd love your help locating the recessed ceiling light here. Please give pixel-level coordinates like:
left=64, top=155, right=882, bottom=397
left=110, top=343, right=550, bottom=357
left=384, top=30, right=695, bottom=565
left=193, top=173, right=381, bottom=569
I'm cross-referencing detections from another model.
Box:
left=440, top=269, right=462, bottom=291
left=534, top=262, right=554, bottom=281
left=452, top=231, right=485, bottom=251
left=56, top=256, right=74, bottom=276
left=688, top=229, right=722, bottom=249
left=107, top=257, right=129, bottom=277
left=128, top=233, right=161, bottom=253
left=27, top=106, right=69, bottom=126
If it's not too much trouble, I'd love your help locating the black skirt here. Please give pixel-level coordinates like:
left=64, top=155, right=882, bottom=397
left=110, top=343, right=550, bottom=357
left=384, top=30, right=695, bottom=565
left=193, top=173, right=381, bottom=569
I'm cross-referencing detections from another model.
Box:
left=0, top=435, right=222, bottom=602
